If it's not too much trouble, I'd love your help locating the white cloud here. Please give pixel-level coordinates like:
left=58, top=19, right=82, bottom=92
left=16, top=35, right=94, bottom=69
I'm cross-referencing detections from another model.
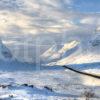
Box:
left=0, top=0, right=99, bottom=36
left=0, top=11, right=31, bottom=33
left=80, top=17, right=96, bottom=24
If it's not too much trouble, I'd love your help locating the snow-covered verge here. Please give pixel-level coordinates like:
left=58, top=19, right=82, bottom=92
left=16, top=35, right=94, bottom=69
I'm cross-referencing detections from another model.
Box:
left=0, top=70, right=100, bottom=100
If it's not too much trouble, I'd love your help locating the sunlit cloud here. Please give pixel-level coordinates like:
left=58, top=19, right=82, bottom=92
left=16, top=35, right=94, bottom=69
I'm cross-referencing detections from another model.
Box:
left=0, top=0, right=100, bottom=37
left=80, top=17, right=96, bottom=25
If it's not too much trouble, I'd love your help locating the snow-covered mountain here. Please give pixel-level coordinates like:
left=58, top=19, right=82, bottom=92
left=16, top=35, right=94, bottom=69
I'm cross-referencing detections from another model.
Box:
left=0, top=39, right=37, bottom=71
left=0, top=39, right=13, bottom=61
left=42, top=38, right=100, bottom=75
left=41, top=41, right=79, bottom=63
left=55, top=54, right=100, bottom=66
left=41, top=45, right=58, bottom=61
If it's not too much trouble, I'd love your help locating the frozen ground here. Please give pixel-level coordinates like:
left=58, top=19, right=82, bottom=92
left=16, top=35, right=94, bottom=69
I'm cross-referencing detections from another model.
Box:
left=0, top=69, right=100, bottom=100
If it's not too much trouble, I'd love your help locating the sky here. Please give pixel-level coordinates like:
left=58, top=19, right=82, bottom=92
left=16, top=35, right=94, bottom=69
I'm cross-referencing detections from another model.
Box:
left=72, top=0, right=100, bottom=13
left=0, top=0, right=100, bottom=39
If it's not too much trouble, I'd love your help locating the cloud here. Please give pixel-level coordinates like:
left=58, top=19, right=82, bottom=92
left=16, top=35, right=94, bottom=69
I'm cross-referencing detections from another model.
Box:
left=80, top=17, right=96, bottom=25
left=79, top=16, right=100, bottom=33
left=0, top=0, right=99, bottom=37
left=0, top=11, right=32, bottom=33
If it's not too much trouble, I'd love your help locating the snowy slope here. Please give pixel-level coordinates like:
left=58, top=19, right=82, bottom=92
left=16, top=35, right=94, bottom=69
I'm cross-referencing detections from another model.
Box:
left=41, top=45, right=58, bottom=62
left=48, top=54, right=100, bottom=66
left=41, top=41, right=79, bottom=63
left=0, top=39, right=37, bottom=71
left=0, top=39, right=13, bottom=61
left=43, top=39, right=100, bottom=75
left=0, top=70, right=100, bottom=100
left=42, top=36, right=100, bottom=66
